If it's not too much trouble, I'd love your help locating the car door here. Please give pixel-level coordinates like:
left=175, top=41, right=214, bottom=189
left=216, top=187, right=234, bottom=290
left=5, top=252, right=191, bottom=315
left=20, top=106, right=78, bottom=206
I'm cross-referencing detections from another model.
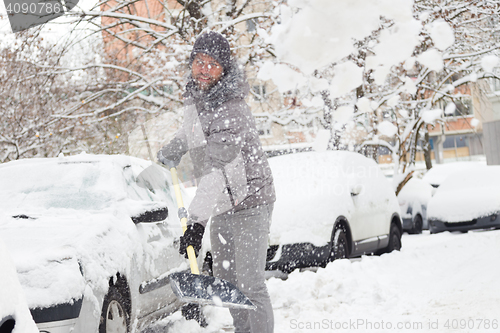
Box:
left=369, top=166, right=394, bottom=237
left=343, top=154, right=385, bottom=253
left=122, top=164, right=185, bottom=316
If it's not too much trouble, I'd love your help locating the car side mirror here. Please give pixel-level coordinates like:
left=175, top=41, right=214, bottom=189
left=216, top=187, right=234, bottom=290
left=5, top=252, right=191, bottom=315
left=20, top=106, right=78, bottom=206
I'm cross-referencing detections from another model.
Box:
left=132, top=206, right=168, bottom=224
left=351, top=184, right=363, bottom=197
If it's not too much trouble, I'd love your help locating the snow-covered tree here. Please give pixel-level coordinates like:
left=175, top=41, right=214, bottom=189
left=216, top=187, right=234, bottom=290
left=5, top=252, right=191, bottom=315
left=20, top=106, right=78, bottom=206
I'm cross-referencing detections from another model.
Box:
left=29, top=0, right=279, bottom=156
left=0, top=30, right=76, bottom=162
left=260, top=0, right=500, bottom=193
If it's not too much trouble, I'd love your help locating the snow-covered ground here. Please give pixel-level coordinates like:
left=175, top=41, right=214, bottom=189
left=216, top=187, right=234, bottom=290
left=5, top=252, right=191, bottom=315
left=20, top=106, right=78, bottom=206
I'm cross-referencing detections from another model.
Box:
left=150, top=229, right=500, bottom=333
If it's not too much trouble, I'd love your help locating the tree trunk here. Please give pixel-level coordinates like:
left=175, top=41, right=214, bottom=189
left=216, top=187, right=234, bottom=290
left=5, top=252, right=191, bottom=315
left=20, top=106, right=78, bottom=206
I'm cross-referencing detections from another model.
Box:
left=423, top=128, right=432, bottom=170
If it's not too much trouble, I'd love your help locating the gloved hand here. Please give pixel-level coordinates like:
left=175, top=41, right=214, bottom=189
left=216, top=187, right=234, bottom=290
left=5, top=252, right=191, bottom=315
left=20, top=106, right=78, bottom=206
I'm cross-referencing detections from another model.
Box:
left=157, top=137, right=187, bottom=168
left=157, top=150, right=181, bottom=169
left=179, top=223, right=205, bottom=258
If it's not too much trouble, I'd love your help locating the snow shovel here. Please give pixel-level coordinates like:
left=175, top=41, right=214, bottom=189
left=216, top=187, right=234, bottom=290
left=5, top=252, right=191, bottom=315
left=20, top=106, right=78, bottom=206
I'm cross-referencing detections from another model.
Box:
left=167, top=166, right=256, bottom=310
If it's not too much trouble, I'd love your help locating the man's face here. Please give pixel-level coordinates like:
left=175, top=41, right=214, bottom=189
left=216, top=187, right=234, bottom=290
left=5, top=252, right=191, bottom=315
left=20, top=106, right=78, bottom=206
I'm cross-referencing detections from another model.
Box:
left=192, top=53, right=224, bottom=91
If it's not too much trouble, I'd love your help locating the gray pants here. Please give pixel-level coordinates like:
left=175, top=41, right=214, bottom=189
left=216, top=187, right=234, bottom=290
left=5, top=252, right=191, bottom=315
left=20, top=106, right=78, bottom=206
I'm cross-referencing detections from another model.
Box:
left=210, top=204, right=274, bottom=333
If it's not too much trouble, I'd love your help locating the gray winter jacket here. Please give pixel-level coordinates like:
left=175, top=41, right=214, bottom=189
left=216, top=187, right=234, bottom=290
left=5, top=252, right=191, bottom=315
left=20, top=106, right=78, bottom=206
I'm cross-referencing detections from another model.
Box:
left=159, top=62, right=275, bottom=226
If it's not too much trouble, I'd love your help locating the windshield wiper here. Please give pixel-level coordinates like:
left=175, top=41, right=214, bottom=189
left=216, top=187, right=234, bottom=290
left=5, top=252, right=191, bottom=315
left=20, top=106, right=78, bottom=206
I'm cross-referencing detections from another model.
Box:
left=12, top=214, right=36, bottom=220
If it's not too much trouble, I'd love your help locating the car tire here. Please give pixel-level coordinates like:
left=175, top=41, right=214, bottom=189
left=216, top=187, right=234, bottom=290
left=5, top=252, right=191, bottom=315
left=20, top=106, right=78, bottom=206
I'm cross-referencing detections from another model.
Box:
left=386, top=224, right=402, bottom=253
left=332, top=228, right=349, bottom=260
left=408, top=215, right=423, bottom=234
left=99, top=286, right=130, bottom=333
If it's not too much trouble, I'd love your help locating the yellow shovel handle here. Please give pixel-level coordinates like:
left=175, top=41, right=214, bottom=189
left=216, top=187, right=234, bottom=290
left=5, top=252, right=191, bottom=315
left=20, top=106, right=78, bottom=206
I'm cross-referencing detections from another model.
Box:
left=170, top=167, right=200, bottom=275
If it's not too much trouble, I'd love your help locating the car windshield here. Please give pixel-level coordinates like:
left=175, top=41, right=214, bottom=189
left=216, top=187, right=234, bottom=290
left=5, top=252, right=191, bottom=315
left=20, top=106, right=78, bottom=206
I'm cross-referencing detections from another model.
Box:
left=0, top=161, right=124, bottom=212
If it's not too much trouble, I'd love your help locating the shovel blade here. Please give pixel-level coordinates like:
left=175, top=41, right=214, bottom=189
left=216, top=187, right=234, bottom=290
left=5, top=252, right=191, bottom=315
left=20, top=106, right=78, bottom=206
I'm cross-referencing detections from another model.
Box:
left=169, top=272, right=256, bottom=310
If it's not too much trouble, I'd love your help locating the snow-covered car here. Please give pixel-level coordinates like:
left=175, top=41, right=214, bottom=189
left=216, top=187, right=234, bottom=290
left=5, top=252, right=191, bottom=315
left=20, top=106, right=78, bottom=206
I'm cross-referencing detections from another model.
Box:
left=398, top=178, right=434, bottom=234
left=0, top=239, right=38, bottom=333
left=265, top=151, right=402, bottom=273
left=0, top=154, right=194, bottom=333
left=427, top=165, right=500, bottom=233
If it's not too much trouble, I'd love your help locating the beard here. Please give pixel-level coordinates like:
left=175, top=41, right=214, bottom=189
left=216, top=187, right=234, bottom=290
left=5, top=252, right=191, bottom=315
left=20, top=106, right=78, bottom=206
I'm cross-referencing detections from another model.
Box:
left=194, top=75, right=214, bottom=90
left=193, top=73, right=223, bottom=91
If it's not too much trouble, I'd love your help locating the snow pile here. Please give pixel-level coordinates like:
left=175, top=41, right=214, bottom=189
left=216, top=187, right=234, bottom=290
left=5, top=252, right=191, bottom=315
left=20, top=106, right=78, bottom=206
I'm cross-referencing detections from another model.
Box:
left=0, top=239, right=38, bottom=333
left=427, top=165, right=500, bottom=222
left=268, top=231, right=500, bottom=332
left=160, top=230, right=500, bottom=333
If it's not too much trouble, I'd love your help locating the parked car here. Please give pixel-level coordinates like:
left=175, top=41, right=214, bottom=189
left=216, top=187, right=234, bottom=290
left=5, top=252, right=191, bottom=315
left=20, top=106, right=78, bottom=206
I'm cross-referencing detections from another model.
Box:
left=0, top=239, right=38, bottom=333
left=0, top=154, right=197, bottom=333
left=428, top=165, right=500, bottom=233
left=265, top=151, right=402, bottom=273
left=398, top=177, right=434, bottom=234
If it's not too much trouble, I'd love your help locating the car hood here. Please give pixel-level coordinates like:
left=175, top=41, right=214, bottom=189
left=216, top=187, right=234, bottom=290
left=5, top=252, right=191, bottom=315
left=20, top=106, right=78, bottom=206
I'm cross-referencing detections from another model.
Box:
left=0, top=208, right=142, bottom=309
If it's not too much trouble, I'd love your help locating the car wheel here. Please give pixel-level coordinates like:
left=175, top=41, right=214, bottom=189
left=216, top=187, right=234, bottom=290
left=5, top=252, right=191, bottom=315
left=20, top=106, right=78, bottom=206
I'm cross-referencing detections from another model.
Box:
left=332, top=228, right=349, bottom=260
left=386, top=224, right=402, bottom=253
left=408, top=215, right=423, bottom=234
left=99, top=286, right=130, bottom=333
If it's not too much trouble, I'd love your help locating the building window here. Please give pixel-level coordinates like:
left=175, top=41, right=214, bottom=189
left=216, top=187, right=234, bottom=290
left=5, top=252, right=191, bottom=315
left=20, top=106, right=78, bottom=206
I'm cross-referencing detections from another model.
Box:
left=162, top=84, right=175, bottom=95
left=491, top=78, right=500, bottom=92
left=255, top=117, right=272, bottom=137
left=437, top=98, right=473, bottom=117
left=488, top=68, right=500, bottom=91
left=252, top=84, right=267, bottom=101
left=382, top=110, right=397, bottom=121
left=246, top=18, right=257, bottom=32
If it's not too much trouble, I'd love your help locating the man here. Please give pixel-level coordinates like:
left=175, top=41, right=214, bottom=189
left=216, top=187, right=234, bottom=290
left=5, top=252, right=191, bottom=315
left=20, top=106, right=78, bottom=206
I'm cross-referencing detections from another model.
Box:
left=157, top=31, right=276, bottom=333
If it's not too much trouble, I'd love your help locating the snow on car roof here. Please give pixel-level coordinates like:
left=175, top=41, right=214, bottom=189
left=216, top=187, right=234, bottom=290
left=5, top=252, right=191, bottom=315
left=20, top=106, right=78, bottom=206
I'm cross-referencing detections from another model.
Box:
left=421, top=160, right=486, bottom=187
left=427, top=165, right=500, bottom=222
